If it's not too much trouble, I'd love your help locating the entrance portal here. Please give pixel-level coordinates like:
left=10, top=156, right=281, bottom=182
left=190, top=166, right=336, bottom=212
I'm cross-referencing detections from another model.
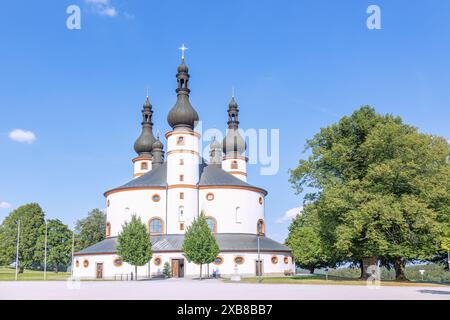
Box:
left=96, top=263, right=103, bottom=279
left=255, top=260, right=263, bottom=276
left=171, top=259, right=185, bottom=278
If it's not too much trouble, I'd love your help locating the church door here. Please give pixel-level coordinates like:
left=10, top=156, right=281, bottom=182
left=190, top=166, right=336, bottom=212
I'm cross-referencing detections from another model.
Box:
left=172, top=260, right=179, bottom=278
left=96, top=263, right=103, bottom=279
left=255, top=260, right=263, bottom=276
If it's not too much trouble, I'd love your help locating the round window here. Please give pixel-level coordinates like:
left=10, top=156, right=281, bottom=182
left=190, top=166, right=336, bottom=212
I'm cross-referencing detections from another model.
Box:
left=213, top=256, right=223, bottom=265
left=114, top=258, right=123, bottom=267
left=154, top=257, right=162, bottom=266
left=152, top=194, right=161, bottom=202
left=206, top=193, right=214, bottom=201
left=83, top=260, right=89, bottom=268
left=284, top=256, right=289, bottom=264
left=271, top=256, right=278, bottom=264
left=234, top=256, right=244, bottom=265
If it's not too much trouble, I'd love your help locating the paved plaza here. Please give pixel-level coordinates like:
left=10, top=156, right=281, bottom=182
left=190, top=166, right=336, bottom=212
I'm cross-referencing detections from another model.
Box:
left=0, top=279, right=449, bottom=300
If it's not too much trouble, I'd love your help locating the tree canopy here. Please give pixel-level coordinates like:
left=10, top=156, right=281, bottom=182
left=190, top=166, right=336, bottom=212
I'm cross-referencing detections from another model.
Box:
left=74, top=208, right=106, bottom=251
left=117, top=215, right=152, bottom=280
left=288, top=106, right=450, bottom=279
left=182, top=212, right=220, bottom=279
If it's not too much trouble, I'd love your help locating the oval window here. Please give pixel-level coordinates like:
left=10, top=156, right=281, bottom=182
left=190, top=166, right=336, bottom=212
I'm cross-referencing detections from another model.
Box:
left=271, top=256, right=278, bottom=264
left=206, top=193, right=214, bottom=201
left=152, top=194, right=161, bottom=202
left=83, top=260, right=89, bottom=268
left=75, top=260, right=79, bottom=268
left=259, top=197, right=263, bottom=205
left=114, top=259, right=123, bottom=267
left=213, top=256, right=224, bottom=265
left=234, top=256, right=244, bottom=265
left=154, top=257, right=162, bottom=266
left=284, top=256, right=289, bottom=264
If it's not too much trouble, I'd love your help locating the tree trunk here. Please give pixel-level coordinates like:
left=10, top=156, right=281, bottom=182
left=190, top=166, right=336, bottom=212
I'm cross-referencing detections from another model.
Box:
left=200, top=263, right=202, bottom=280
left=394, top=258, right=408, bottom=281
left=308, top=267, right=315, bottom=274
left=55, top=264, right=59, bottom=273
left=19, top=266, right=24, bottom=274
left=135, top=265, right=138, bottom=281
left=360, top=256, right=378, bottom=279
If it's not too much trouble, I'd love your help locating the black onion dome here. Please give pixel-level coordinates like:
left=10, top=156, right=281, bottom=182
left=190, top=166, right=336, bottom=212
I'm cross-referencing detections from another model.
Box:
left=134, top=96, right=156, bottom=155
left=167, top=60, right=199, bottom=130
left=152, top=138, right=163, bottom=150
left=223, top=129, right=246, bottom=155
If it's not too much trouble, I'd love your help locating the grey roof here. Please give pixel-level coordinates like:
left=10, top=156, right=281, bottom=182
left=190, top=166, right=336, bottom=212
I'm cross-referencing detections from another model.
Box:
left=105, top=162, right=267, bottom=195
left=75, top=233, right=291, bottom=256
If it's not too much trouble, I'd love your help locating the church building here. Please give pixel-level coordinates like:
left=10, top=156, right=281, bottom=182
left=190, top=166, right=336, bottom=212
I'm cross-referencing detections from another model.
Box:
left=73, top=49, right=294, bottom=279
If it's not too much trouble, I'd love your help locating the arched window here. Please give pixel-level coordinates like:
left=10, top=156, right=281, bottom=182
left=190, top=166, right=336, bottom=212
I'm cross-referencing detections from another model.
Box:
left=179, top=158, right=184, bottom=165
left=105, top=222, right=111, bottom=237
left=149, top=218, right=163, bottom=234
left=177, top=136, right=185, bottom=146
left=235, top=207, right=242, bottom=223
left=178, top=206, right=184, bottom=222
left=140, top=162, right=148, bottom=170
left=257, top=219, right=265, bottom=235
left=179, top=174, right=184, bottom=182
left=206, top=217, right=217, bottom=233
left=231, top=160, right=238, bottom=170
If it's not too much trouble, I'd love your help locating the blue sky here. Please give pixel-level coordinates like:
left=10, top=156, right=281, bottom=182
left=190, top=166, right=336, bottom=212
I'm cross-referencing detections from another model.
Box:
left=0, top=1, right=449, bottom=242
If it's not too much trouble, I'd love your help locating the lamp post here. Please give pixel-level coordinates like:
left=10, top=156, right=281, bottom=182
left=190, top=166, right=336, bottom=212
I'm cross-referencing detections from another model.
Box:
left=257, top=234, right=262, bottom=283
left=71, top=229, right=75, bottom=277
left=44, top=220, right=48, bottom=280
left=15, top=220, right=20, bottom=281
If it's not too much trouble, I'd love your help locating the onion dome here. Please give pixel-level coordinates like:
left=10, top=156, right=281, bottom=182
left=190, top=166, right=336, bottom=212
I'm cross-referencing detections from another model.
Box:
left=209, top=136, right=222, bottom=164
left=223, top=96, right=246, bottom=155
left=151, top=136, right=164, bottom=167
left=134, top=96, right=156, bottom=156
left=167, top=58, right=199, bottom=131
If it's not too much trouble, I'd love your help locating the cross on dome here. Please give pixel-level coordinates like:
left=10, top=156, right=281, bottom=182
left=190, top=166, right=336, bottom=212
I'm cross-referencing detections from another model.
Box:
left=178, top=44, right=188, bottom=61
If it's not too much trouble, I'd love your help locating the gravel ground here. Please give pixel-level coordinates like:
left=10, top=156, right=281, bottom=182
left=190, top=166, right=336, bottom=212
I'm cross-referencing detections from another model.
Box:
left=0, top=279, right=449, bottom=300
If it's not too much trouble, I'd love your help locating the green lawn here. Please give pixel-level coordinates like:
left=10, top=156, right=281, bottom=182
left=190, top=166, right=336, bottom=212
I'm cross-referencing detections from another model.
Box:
left=229, top=274, right=450, bottom=287
left=0, top=266, right=70, bottom=281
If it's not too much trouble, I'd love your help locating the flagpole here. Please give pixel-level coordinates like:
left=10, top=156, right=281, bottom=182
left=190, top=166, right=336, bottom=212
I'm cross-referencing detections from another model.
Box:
left=44, top=220, right=48, bottom=280
left=15, top=220, right=20, bottom=281
left=71, top=229, right=75, bottom=277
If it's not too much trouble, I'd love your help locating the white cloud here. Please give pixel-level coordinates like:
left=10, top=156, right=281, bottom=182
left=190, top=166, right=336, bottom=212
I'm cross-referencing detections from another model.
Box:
left=0, top=202, right=12, bottom=209
left=85, top=0, right=118, bottom=17
left=9, top=129, right=36, bottom=144
left=276, top=207, right=303, bottom=224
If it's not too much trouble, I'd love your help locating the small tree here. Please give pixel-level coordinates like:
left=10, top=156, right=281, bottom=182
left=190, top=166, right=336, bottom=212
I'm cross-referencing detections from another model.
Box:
left=163, top=262, right=171, bottom=278
left=74, top=209, right=106, bottom=251
left=182, top=212, right=219, bottom=280
left=117, top=215, right=152, bottom=280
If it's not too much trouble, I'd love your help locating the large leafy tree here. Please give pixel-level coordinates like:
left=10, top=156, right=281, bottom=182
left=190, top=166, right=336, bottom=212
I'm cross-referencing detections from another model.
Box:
left=0, top=203, right=45, bottom=271
left=290, top=106, right=449, bottom=280
left=117, top=215, right=152, bottom=280
left=182, top=212, right=220, bottom=279
left=35, top=219, right=72, bottom=273
left=74, top=209, right=106, bottom=251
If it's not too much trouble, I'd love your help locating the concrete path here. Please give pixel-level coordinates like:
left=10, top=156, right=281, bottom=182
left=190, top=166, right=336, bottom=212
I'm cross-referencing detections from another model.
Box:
left=0, top=279, right=449, bottom=300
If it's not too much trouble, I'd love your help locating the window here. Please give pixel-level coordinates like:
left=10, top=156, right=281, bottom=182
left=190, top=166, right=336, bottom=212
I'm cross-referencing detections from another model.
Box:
left=180, top=159, right=184, bottom=165
left=141, top=162, right=148, bottom=170
left=113, top=258, right=123, bottom=267
left=234, top=256, right=244, bottom=265
left=257, top=219, right=265, bottom=235
left=284, top=256, right=289, bottom=264
left=235, top=207, right=242, bottom=223
left=259, top=196, right=263, bottom=205
left=76, top=260, right=79, bottom=268
left=107, top=199, right=110, bottom=207
left=177, top=136, right=185, bottom=146
left=271, top=256, right=279, bottom=264
left=149, top=218, right=163, bottom=234
left=152, top=194, right=161, bottom=202
left=206, top=193, right=214, bottom=201
left=179, top=175, right=184, bottom=182
left=178, top=206, right=184, bottom=222
left=206, top=217, right=217, bottom=233
left=105, top=222, right=111, bottom=237
left=213, top=257, right=224, bottom=265
left=180, top=223, right=184, bottom=231
left=154, top=257, right=162, bottom=266
left=180, top=192, right=184, bottom=200
left=83, top=260, right=89, bottom=268
left=231, top=160, right=238, bottom=170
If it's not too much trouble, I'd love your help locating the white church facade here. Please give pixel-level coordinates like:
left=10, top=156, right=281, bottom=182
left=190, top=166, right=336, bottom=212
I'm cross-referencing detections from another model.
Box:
left=73, top=51, right=294, bottom=279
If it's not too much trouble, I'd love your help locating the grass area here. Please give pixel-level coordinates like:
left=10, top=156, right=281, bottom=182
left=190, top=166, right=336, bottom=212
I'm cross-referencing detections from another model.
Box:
left=0, top=266, right=70, bottom=281
left=229, top=274, right=449, bottom=287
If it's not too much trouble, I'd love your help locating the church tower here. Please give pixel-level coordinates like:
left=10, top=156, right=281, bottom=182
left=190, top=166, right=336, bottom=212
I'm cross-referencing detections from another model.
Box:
left=133, top=96, right=156, bottom=178
left=222, top=96, right=247, bottom=181
left=165, top=45, right=200, bottom=234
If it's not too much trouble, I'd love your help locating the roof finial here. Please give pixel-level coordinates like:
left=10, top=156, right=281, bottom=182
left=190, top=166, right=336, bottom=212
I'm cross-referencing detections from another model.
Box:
left=232, top=86, right=235, bottom=98
left=146, top=86, right=149, bottom=98
left=179, top=44, right=188, bottom=62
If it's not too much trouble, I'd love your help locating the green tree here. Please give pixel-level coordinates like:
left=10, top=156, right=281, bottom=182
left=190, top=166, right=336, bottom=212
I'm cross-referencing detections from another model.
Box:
left=290, top=106, right=449, bottom=280
left=116, top=215, right=152, bottom=280
left=35, top=219, right=72, bottom=273
left=163, top=262, right=171, bottom=278
left=74, top=209, right=106, bottom=251
left=0, top=203, right=45, bottom=272
left=286, top=208, right=332, bottom=274
left=182, top=212, right=219, bottom=279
